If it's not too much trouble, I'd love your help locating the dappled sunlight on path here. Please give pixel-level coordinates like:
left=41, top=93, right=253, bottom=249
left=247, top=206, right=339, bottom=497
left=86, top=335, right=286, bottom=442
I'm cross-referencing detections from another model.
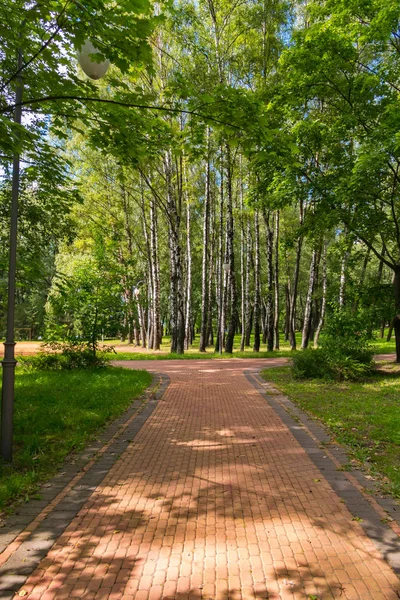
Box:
left=10, top=360, right=400, bottom=599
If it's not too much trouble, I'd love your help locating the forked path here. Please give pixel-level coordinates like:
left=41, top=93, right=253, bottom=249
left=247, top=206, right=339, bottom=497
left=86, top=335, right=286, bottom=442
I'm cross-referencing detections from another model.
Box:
left=11, top=359, right=400, bottom=599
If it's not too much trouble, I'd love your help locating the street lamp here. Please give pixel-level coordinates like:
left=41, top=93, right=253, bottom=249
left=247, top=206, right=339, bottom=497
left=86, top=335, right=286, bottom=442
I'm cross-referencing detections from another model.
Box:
left=0, top=40, right=110, bottom=462
left=77, top=40, right=110, bottom=80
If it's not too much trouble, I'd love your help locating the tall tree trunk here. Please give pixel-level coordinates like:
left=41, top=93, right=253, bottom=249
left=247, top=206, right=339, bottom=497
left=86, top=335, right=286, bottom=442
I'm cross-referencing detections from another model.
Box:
left=199, top=141, right=211, bottom=351
left=240, top=171, right=246, bottom=352
left=164, top=151, right=185, bottom=354
left=253, top=210, right=261, bottom=352
left=184, top=180, right=192, bottom=350
left=261, top=300, right=267, bottom=344
left=284, top=281, right=291, bottom=342
left=377, top=246, right=386, bottom=339
left=314, top=240, right=328, bottom=348
left=289, top=200, right=304, bottom=350
left=262, top=209, right=274, bottom=352
left=120, top=172, right=135, bottom=344
left=224, top=144, right=238, bottom=353
left=301, top=247, right=318, bottom=349
left=352, top=246, right=370, bottom=313
left=140, top=183, right=153, bottom=349
left=339, top=237, right=351, bottom=309
left=244, top=219, right=252, bottom=347
left=150, top=197, right=161, bottom=350
left=215, top=148, right=224, bottom=353
left=207, top=191, right=215, bottom=347
left=137, top=296, right=146, bottom=348
left=273, top=210, right=280, bottom=350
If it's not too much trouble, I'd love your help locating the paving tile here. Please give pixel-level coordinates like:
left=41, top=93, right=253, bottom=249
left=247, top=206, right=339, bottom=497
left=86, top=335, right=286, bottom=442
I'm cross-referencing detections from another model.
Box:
left=0, top=358, right=399, bottom=599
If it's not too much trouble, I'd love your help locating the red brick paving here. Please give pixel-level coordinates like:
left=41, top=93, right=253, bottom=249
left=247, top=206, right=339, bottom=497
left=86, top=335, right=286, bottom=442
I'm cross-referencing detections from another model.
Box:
left=15, top=359, right=400, bottom=599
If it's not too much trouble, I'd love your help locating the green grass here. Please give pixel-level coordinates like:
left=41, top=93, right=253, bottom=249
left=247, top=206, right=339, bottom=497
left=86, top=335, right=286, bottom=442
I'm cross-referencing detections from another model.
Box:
left=110, top=330, right=397, bottom=360
left=110, top=349, right=292, bottom=360
left=371, top=337, right=396, bottom=355
left=110, top=333, right=296, bottom=360
left=261, top=366, right=400, bottom=499
left=0, top=367, right=152, bottom=514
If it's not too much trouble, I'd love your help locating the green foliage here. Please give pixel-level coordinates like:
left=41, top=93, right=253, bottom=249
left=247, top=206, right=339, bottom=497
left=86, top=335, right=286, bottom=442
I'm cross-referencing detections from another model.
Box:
left=322, top=307, right=375, bottom=365
left=292, top=349, right=328, bottom=380
left=19, top=341, right=113, bottom=371
left=0, top=367, right=152, bottom=512
left=324, top=351, right=373, bottom=382
left=293, top=310, right=375, bottom=381
left=45, top=248, right=124, bottom=346
left=292, top=348, right=374, bottom=382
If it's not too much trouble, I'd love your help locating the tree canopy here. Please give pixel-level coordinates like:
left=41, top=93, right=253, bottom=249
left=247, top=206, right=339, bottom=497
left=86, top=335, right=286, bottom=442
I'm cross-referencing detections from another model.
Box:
left=1, top=0, right=400, bottom=359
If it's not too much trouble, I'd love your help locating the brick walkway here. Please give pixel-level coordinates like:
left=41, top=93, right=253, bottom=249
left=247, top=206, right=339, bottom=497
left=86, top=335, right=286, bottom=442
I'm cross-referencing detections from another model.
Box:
left=5, top=359, right=400, bottom=599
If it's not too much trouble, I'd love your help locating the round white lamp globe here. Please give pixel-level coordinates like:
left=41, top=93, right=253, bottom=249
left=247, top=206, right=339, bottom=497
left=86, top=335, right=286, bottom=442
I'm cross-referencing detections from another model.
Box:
left=77, top=39, right=110, bottom=80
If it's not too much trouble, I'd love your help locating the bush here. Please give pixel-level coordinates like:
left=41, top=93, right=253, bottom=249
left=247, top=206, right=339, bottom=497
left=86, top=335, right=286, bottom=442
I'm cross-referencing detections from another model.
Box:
left=292, top=348, right=373, bottom=382
left=324, top=349, right=373, bottom=381
left=322, top=307, right=375, bottom=356
left=20, top=341, right=114, bottom=371
left=293, top=309, right=375, bottom=382
left=292, top=349, right=328, bottom=380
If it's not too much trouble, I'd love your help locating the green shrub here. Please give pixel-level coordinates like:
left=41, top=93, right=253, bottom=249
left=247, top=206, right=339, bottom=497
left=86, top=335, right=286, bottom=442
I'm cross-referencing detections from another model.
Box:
left=324, top=350, right=374, bottom=381
left=292, top=349, right=328, bottom=380
left=321, top=307, right=375, bottom=358
left=20, top=341, right=114, bottom=371
left=293, top=307, right=376, bottom=382
left=292, top=347, right=373, bottom=382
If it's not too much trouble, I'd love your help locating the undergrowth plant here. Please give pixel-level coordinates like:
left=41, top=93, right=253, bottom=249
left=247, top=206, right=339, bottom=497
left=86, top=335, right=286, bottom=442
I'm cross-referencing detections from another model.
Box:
left=20, top=341, right=115, bottom=370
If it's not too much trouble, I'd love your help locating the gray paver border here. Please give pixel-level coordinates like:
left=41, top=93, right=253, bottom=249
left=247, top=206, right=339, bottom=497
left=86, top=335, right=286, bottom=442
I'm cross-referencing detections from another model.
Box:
left=0, top=372, right=169, bottom=599
left=245, top=369, right=400, bottom=578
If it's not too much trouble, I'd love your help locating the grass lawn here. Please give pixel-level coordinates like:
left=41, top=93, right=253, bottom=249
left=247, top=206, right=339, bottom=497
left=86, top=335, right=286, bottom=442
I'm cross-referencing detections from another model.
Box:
left=109, top=333, right=296, bottom=360
left=110, top=349, right=293, bottom=360
left=0, top=367, right=152, bottom=514
left=109, top=330, right=397, bottom=360
left=261, top=366, right=400, bottom=499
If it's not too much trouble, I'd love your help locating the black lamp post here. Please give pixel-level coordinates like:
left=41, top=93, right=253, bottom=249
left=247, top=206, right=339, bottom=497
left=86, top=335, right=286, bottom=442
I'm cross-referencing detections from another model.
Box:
left=0, top=49, right=23, bottom=462
left=0, top=40, right=110, bottom=462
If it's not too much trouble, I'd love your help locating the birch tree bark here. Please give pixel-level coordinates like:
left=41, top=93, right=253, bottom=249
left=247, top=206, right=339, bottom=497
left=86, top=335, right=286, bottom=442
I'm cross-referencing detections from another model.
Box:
left=215, top=148, right=224, bottom=353
left=289, top=200, right=304, bottom=350
left=262, top=209, right=274, bottom=352
left=140, top=182, right=152, bottom=348
left=199, top=139, right=211, bottom=352
left=273, top=210, right=280, bottom=350
left=314, top=240, right=328, bottom=348
left=150, top=196, right=161, bottom=350
left=244, top=219, right=252, bottom=347
left=164, top=150, right=185, bottom=354
left=240, top=171, right=246, bottom=351
left=184, top=180, right=192, bottom=349
left=301, top=247, right=318, bottom=349
left=253, top=209, right=261, bottom=351
left=207, top=189, right=215, bottom=346
left=224, top=144, right=238, bottom=353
